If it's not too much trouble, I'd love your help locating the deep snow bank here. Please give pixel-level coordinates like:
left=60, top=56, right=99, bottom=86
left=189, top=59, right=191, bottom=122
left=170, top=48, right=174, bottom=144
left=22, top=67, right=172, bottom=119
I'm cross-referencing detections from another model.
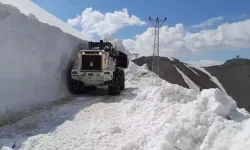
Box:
left=0, top=2, right=88, bottom=116
left=123, top=62, right=250, bottom=150
left=1, top=62, right=250, bottom=149
left=3, top=62, right=248, bottom=150
left=0, top=0, right=91, bottom=41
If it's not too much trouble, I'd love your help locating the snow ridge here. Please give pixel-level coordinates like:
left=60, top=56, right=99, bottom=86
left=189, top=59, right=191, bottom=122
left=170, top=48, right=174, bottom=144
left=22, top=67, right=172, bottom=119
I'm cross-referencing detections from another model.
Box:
left=1, top=62, right=250, bottom=150
left=0, top=1, right=86, bottom=116
left=0, top=0, right=91, bottom=41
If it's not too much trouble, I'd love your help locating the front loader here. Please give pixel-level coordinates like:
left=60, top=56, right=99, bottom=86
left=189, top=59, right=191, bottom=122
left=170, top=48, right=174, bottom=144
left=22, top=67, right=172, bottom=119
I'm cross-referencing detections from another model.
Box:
left=68, top=40, right=129, bottom=95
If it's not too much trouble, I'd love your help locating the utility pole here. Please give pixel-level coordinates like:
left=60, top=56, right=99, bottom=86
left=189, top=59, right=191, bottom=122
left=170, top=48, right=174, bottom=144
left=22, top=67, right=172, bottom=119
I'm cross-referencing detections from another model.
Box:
left=148, top=17, right=167, bottom=75
left=133, top=53, right=139, bottom=59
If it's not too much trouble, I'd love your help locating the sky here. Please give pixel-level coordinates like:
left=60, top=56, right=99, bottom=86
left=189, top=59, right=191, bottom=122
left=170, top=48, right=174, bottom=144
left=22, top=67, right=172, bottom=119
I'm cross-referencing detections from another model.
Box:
left=32, top=0, right=250, bottom=66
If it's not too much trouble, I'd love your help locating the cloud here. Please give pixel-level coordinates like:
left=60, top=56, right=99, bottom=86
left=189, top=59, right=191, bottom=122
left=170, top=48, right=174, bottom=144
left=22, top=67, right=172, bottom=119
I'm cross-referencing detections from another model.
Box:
left=67, top=8, right=250, bottom=59
left=123, top=18, right=250, bottom=58
left=239, top=14, right=247, bottom=18
left=67, top=8, right=146, bottom=37
left=191, top=16, right=224, bottom=29
left=67, top=15, right=81, bottom=27
left=185, top=60, right=224, bottom=67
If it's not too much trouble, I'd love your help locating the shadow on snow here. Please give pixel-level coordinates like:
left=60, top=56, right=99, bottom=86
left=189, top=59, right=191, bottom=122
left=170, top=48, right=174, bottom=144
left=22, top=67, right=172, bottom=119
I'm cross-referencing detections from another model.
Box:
left=0, top=87, right=137, bottom=149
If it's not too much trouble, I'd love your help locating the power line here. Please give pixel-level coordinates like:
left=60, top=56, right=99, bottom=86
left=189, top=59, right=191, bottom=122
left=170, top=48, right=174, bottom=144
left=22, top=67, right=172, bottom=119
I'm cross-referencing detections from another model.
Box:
left=148, top=17, right=167, bottom=75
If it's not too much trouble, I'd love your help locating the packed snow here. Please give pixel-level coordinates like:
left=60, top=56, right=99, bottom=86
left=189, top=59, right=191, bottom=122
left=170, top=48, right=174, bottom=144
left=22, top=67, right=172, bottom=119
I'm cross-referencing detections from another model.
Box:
left=1, top=62, right=250, bottom=150
left=168, top=57, right=175, bottom=61
left=0, top=0, right=132, bottom=118
left=0, top=1, right=88, bottom=116
left=1, top=0, right=250, bottom=150
left=0, top=0, right=91, bottom=41
left=174, top=65, right=201, bottom=92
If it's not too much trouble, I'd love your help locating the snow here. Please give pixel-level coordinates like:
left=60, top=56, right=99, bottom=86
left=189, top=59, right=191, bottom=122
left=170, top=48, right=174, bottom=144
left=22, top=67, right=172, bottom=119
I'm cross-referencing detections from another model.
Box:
left=174, top=65, right=201, bottom=92
left=103, top=34, right=134, bottom=59
left=168, top=57, right=175, bottom=61
left=0, top=0, right=91, bottom=41
left=0, top=0, right=133, bottom=117
left=0, top=1, right=88, bottom=116
left=1, top=0, right=250, bottom=149
left=1, top=62, right=250, bottom=150
left=188, top=64, right=228, bottom=95
left=184, top=63, right=200, bottom=76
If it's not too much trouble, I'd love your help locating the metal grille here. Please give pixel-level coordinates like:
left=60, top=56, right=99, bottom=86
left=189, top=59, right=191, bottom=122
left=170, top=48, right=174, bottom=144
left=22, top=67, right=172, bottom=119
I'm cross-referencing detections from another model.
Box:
left=81, top=55, right=102, bottom=71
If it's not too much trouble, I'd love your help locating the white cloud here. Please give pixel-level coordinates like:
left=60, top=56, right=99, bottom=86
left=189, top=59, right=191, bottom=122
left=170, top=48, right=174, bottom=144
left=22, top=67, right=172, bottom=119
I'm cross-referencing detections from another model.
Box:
left=67, top=8, right=146, bottom=37
left=67, top=15, right=81, bottom=27
left=67, top=8, right=250, bottom=59
left=123, top=18, right=250, bottom=58
left=239, top=14, right=247, bottom=18
left=191, top=16, right=224, bottom=29
left=185, top=60, right=224, bottom=67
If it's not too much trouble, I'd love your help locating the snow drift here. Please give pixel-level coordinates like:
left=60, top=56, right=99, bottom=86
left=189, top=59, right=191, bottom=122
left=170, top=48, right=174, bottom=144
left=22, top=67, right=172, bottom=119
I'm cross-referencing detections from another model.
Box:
left=0, top=1, right=88, bottom=116
left=1, top=62, right=250, bottom=150
left=0, top=0, right=91, bottom=41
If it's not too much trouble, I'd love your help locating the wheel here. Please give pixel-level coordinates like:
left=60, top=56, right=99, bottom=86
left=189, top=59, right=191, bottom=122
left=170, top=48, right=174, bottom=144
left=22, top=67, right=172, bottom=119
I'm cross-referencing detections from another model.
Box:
left=108, top=69, right=121, bottom=95
left=85, top=86, right=97, bottom=91
left=68, top=78, right=85, bottom=94
left=120, top=70, right=125, bottom=90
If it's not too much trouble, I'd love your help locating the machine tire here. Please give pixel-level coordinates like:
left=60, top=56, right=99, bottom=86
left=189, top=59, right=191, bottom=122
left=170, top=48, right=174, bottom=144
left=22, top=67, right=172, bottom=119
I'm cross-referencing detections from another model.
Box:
left=108, top=69, right=121, bottom=95
left=68, top=78, right=84, bottom=94
left=120, top=70, right=125, bottom=90
left=85, top=86, right=97, bottom=91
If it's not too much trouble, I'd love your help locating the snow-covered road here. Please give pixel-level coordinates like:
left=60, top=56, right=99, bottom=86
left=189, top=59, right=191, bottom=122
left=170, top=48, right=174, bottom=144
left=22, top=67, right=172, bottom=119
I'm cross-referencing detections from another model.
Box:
left=0, top=87, right=137, bottom=150
left=1, top=62, right=250, bottom=150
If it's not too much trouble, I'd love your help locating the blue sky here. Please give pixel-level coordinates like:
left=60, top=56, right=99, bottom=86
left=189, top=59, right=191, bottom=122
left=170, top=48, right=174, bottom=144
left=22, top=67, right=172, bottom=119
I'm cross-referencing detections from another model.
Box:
left=32, top=0, right=250, bottom=37
left=32, top=0, right=250, bottom=64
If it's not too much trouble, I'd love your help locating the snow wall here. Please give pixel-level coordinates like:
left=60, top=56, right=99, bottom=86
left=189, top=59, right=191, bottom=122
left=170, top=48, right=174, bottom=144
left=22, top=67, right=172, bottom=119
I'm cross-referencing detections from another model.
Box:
left=0, top=2, right=88, bottom=116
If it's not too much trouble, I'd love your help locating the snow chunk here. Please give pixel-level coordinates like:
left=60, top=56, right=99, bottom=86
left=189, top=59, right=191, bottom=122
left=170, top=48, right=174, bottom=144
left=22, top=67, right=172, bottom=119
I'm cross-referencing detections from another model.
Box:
left=139, top=64, right=149, bottom=76
left=197, top=88, right=237, bottom=117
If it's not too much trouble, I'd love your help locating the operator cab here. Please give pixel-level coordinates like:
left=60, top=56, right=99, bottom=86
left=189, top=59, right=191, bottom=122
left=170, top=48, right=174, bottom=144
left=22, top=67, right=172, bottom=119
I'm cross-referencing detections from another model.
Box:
left=87, top=40, right=116, bottom=57
left=88, top=40, right=111, bottom=51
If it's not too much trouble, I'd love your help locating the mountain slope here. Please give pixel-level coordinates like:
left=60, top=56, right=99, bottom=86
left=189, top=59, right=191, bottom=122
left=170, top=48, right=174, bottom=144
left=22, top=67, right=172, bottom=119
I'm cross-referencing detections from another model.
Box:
left=133, top=56, right=250, bottom=112
left=204, top=58, right=250, bottom=111
left=1, top=62, right=250, bottom=150
left=132, top=56, right=222, bottom=90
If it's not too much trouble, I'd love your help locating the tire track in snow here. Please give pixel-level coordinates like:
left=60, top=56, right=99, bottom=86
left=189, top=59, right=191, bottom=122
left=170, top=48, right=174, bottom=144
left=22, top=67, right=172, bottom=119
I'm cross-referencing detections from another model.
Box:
left=0, top=87, right=137, bottom=149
